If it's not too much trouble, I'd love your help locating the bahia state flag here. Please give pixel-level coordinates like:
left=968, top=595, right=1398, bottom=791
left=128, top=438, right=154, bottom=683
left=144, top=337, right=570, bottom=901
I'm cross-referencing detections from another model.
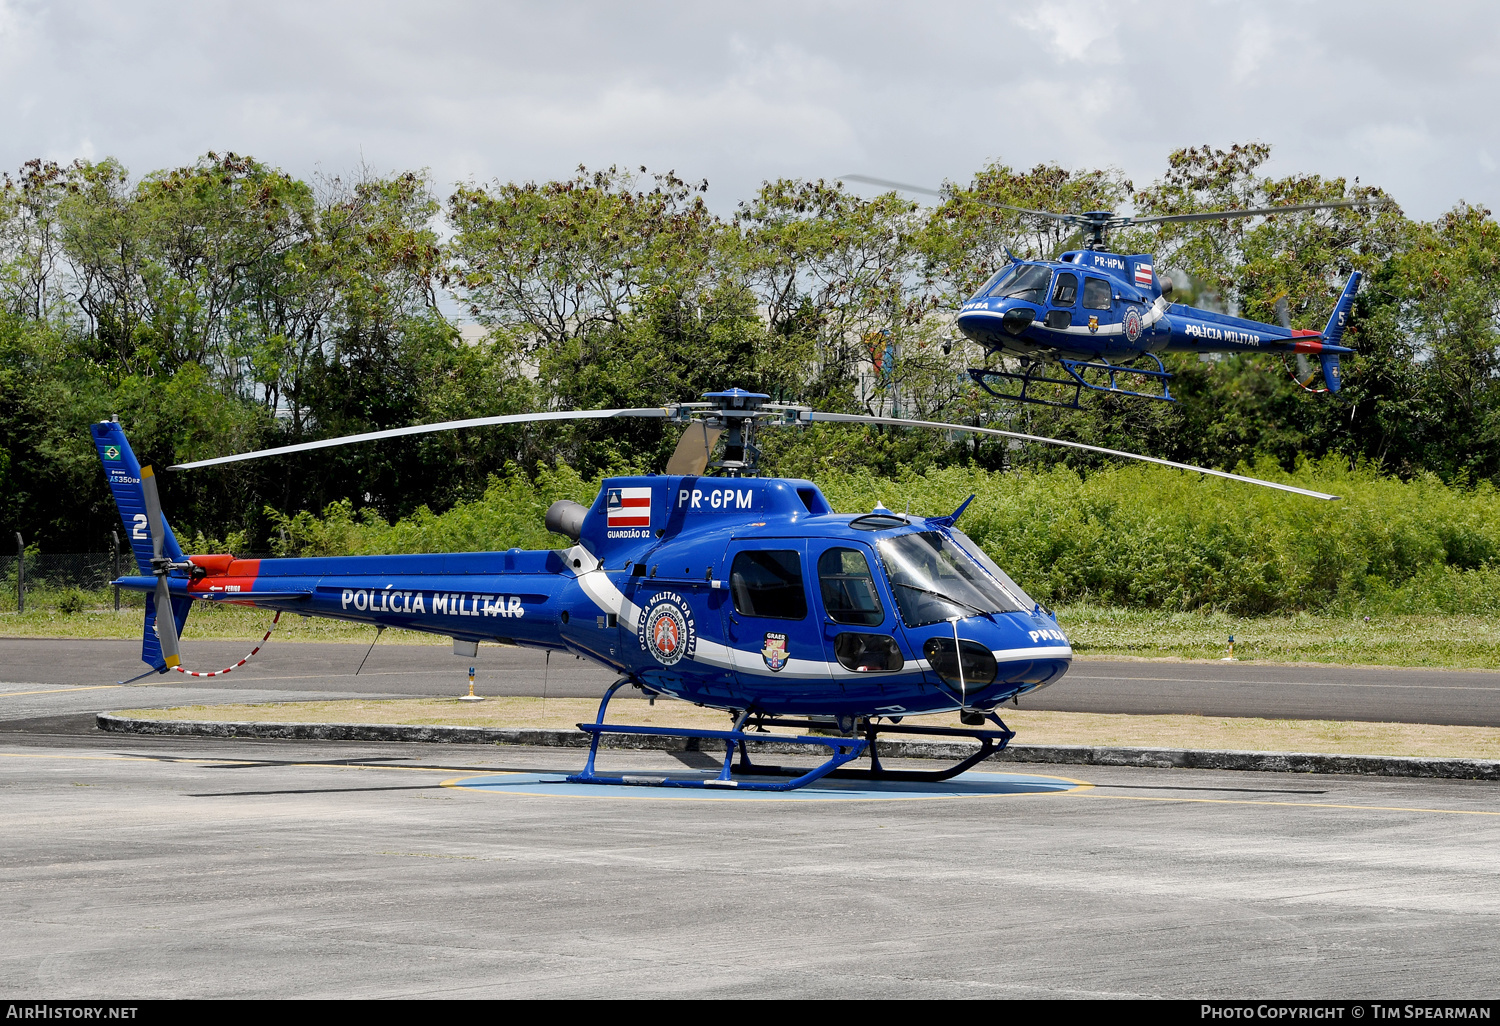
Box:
left=1134, top=262, right=1154, bottom=288
left=606, top=486, right=652, bottom=528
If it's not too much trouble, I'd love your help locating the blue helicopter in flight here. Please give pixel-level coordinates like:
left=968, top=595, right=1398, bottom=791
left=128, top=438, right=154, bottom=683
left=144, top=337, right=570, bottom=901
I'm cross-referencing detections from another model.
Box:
left=95, top=390, right=1339, bottom=792
left=843, top=175, right=1364, bottom=409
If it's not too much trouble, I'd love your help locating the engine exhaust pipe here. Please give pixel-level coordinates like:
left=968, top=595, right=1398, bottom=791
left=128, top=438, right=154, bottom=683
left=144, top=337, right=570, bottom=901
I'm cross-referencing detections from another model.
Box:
left=545, top=499, right=587, bottom=542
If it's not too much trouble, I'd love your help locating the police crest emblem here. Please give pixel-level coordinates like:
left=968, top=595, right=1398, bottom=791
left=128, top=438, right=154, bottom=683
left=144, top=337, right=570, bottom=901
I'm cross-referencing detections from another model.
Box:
left=761, top=632, right=788, bottom=671
left=637, top=591, right=696, bottom=666
left=1123, top=307, right=1142, bottom=342
left=1088, top=315, right=1099, bottom=334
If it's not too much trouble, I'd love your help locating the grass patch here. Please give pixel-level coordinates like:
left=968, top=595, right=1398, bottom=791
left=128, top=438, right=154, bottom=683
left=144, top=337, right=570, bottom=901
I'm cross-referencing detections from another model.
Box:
left=113, top=697, right=1500, bottom=761
left=1060, top=606, right=1500, bottom=668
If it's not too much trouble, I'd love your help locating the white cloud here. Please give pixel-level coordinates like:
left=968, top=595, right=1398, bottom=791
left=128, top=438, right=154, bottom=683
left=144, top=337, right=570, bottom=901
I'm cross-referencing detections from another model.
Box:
left=1014, top=1, right=1123, bottom=64
left=1230, top=18, right=1275, bottom=82
left=0, top=1, right=1492, bottom=221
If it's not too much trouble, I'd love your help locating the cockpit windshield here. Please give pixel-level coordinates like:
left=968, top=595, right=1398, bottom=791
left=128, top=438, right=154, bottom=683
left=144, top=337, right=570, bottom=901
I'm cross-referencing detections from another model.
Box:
left=989, top=263, right=1053, bottom=303
left=971, top=266, right=1017, bottom=301
left=949, top=528, right=1035, bottom=610
left=876, top=530, right=1025, bottom=627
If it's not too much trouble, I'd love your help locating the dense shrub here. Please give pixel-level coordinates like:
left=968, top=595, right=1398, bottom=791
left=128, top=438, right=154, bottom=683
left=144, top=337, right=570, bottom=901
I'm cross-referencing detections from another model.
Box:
left=264, top=464, right=598, bottom=557
left=266, top=458, right=1500, bottom=615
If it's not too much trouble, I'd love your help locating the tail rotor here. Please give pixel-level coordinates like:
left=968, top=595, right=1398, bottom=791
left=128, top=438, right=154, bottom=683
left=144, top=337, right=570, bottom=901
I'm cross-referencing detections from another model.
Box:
left=1277, top=296, right=1326, bottom=393
left=140, top=465, right=193, bottom=669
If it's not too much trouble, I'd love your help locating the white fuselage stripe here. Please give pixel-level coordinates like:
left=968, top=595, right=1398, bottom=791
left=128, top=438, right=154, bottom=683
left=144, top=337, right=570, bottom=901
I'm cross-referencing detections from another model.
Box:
left=572, top=558, right=1075, bottom=680
left=961, top=296, right=1169, bottom=338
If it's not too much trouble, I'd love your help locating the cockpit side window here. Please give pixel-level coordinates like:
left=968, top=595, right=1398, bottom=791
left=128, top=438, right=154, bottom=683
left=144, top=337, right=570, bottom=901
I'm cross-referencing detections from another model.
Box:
left=1083, top=277, right=1112, bottom=310
left=1051, top=272, right=1078, bottom=306
left=817, top=547, right=884, bottom=627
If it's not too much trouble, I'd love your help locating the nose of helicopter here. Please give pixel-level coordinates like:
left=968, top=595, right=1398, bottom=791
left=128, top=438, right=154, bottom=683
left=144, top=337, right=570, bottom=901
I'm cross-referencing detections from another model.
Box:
left=955, top=297, right=1041, bottom=348
left=925, top=610, right=1073, bottom=705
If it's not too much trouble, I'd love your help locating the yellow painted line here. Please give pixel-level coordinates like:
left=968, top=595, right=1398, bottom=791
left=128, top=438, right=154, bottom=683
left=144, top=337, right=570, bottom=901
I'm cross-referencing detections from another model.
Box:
left=1069, top=791, right=1500, bottom=817
left=289, top=762, right=459, bottom=774
left=0, top=684, right=125, bottom=698
left=0, top=752, right=279, bottom=767
left=440, top=773, right=518, bottom=788
left=0, top=752, right=142, bottom=762
left=0, top=752, right=481, bottom=773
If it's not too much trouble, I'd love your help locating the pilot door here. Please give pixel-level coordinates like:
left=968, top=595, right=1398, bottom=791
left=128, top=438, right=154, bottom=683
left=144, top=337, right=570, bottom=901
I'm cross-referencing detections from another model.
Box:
left=809, top=543, right=919, bottom=690
left=1081, top=275, right=1114, bottom=346
left=719, top=540, right=827, bottom=685
left=1045, top=270, right=1078, bottom=331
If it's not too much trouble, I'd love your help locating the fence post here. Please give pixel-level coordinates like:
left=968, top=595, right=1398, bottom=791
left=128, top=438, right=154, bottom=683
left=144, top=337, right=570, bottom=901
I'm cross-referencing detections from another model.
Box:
left=14, top=533, right=23, bottom=615
left=112, top=531, right=121, bottom=612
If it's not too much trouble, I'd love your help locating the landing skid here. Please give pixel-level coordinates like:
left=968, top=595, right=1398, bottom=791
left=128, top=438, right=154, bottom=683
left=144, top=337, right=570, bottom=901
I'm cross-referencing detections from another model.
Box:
left=731, top=715, right=1016, bottom=783
left=969, top=354, right=1174, bottom=409
left=567, top=680, right=1017, bottom=792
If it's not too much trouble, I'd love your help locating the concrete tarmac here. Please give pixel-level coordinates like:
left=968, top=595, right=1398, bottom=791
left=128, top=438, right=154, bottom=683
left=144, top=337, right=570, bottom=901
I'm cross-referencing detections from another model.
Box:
left=2, top=730, right=1498, bottom=998
left=2, top=637, right=1499, bottom=728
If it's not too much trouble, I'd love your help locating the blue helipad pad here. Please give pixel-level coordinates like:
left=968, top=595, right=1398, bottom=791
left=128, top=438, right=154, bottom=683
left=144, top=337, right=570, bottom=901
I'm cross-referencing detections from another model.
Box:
left=446, top=770, right=1090, bottom=801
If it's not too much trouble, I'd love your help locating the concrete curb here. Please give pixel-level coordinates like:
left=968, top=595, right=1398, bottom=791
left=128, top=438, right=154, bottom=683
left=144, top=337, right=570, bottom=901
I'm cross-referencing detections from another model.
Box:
left=96, top=713, right=1500, bottom=781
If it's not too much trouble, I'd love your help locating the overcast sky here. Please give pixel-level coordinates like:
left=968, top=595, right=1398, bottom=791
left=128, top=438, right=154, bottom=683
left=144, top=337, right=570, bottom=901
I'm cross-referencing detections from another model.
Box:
left=0, top=1, right=1495, bottom=222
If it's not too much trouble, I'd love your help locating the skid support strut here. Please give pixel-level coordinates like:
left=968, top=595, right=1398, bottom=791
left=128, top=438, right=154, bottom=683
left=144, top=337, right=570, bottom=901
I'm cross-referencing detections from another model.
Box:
left=969, top=353, right=1174, bottom=409
left=732, top=713, right=1017, bottom=783
left=567, top=680, right=868, bottom=791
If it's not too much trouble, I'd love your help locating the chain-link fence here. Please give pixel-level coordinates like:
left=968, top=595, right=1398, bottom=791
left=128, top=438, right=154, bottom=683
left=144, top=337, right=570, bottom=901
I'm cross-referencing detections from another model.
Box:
left=0, top=552, right=135, bottom=613
left=4, top=553, right=118, bottom=590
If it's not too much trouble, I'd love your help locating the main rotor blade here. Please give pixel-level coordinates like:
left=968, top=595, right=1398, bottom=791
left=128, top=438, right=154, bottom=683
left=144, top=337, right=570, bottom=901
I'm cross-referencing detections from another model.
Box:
left=805, top=412, right=1340, bottom=500
left=837, top=175, right=1075, bottom=223
left=141, top=465, right=166, bottom=559
left=838, top=174, right=944, bottom=197
left=664, top=421, right=724, bottom=476
left=171, top=408, right=676, bottom=470
left=1130, top=199, right=1362, bottom=227
left=969, top=198, right=1078, bottom=223
left=154, top=576, right=180, bottom=669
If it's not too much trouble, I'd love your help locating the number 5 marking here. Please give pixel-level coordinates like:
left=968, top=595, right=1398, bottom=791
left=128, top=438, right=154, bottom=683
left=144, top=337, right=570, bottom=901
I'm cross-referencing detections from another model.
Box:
left=132, top=513, right=148, bottom=540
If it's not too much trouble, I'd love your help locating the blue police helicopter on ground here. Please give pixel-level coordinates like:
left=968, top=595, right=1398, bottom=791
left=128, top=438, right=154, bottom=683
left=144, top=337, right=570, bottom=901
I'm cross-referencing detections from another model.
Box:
left=94, top=390, right=1339, bottom=791
left=844, top=175, right=1363, bottom=409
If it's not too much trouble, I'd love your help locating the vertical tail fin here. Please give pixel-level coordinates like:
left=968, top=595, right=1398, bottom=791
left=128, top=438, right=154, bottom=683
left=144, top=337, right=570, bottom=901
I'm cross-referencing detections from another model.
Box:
left=1322, top=272, right=1362, bottom=348
left=90, top=419, right=190, bottom=671
left=1317, top=272, right=1362, bottom=393
left=90, top=419, right=184, bottom=572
